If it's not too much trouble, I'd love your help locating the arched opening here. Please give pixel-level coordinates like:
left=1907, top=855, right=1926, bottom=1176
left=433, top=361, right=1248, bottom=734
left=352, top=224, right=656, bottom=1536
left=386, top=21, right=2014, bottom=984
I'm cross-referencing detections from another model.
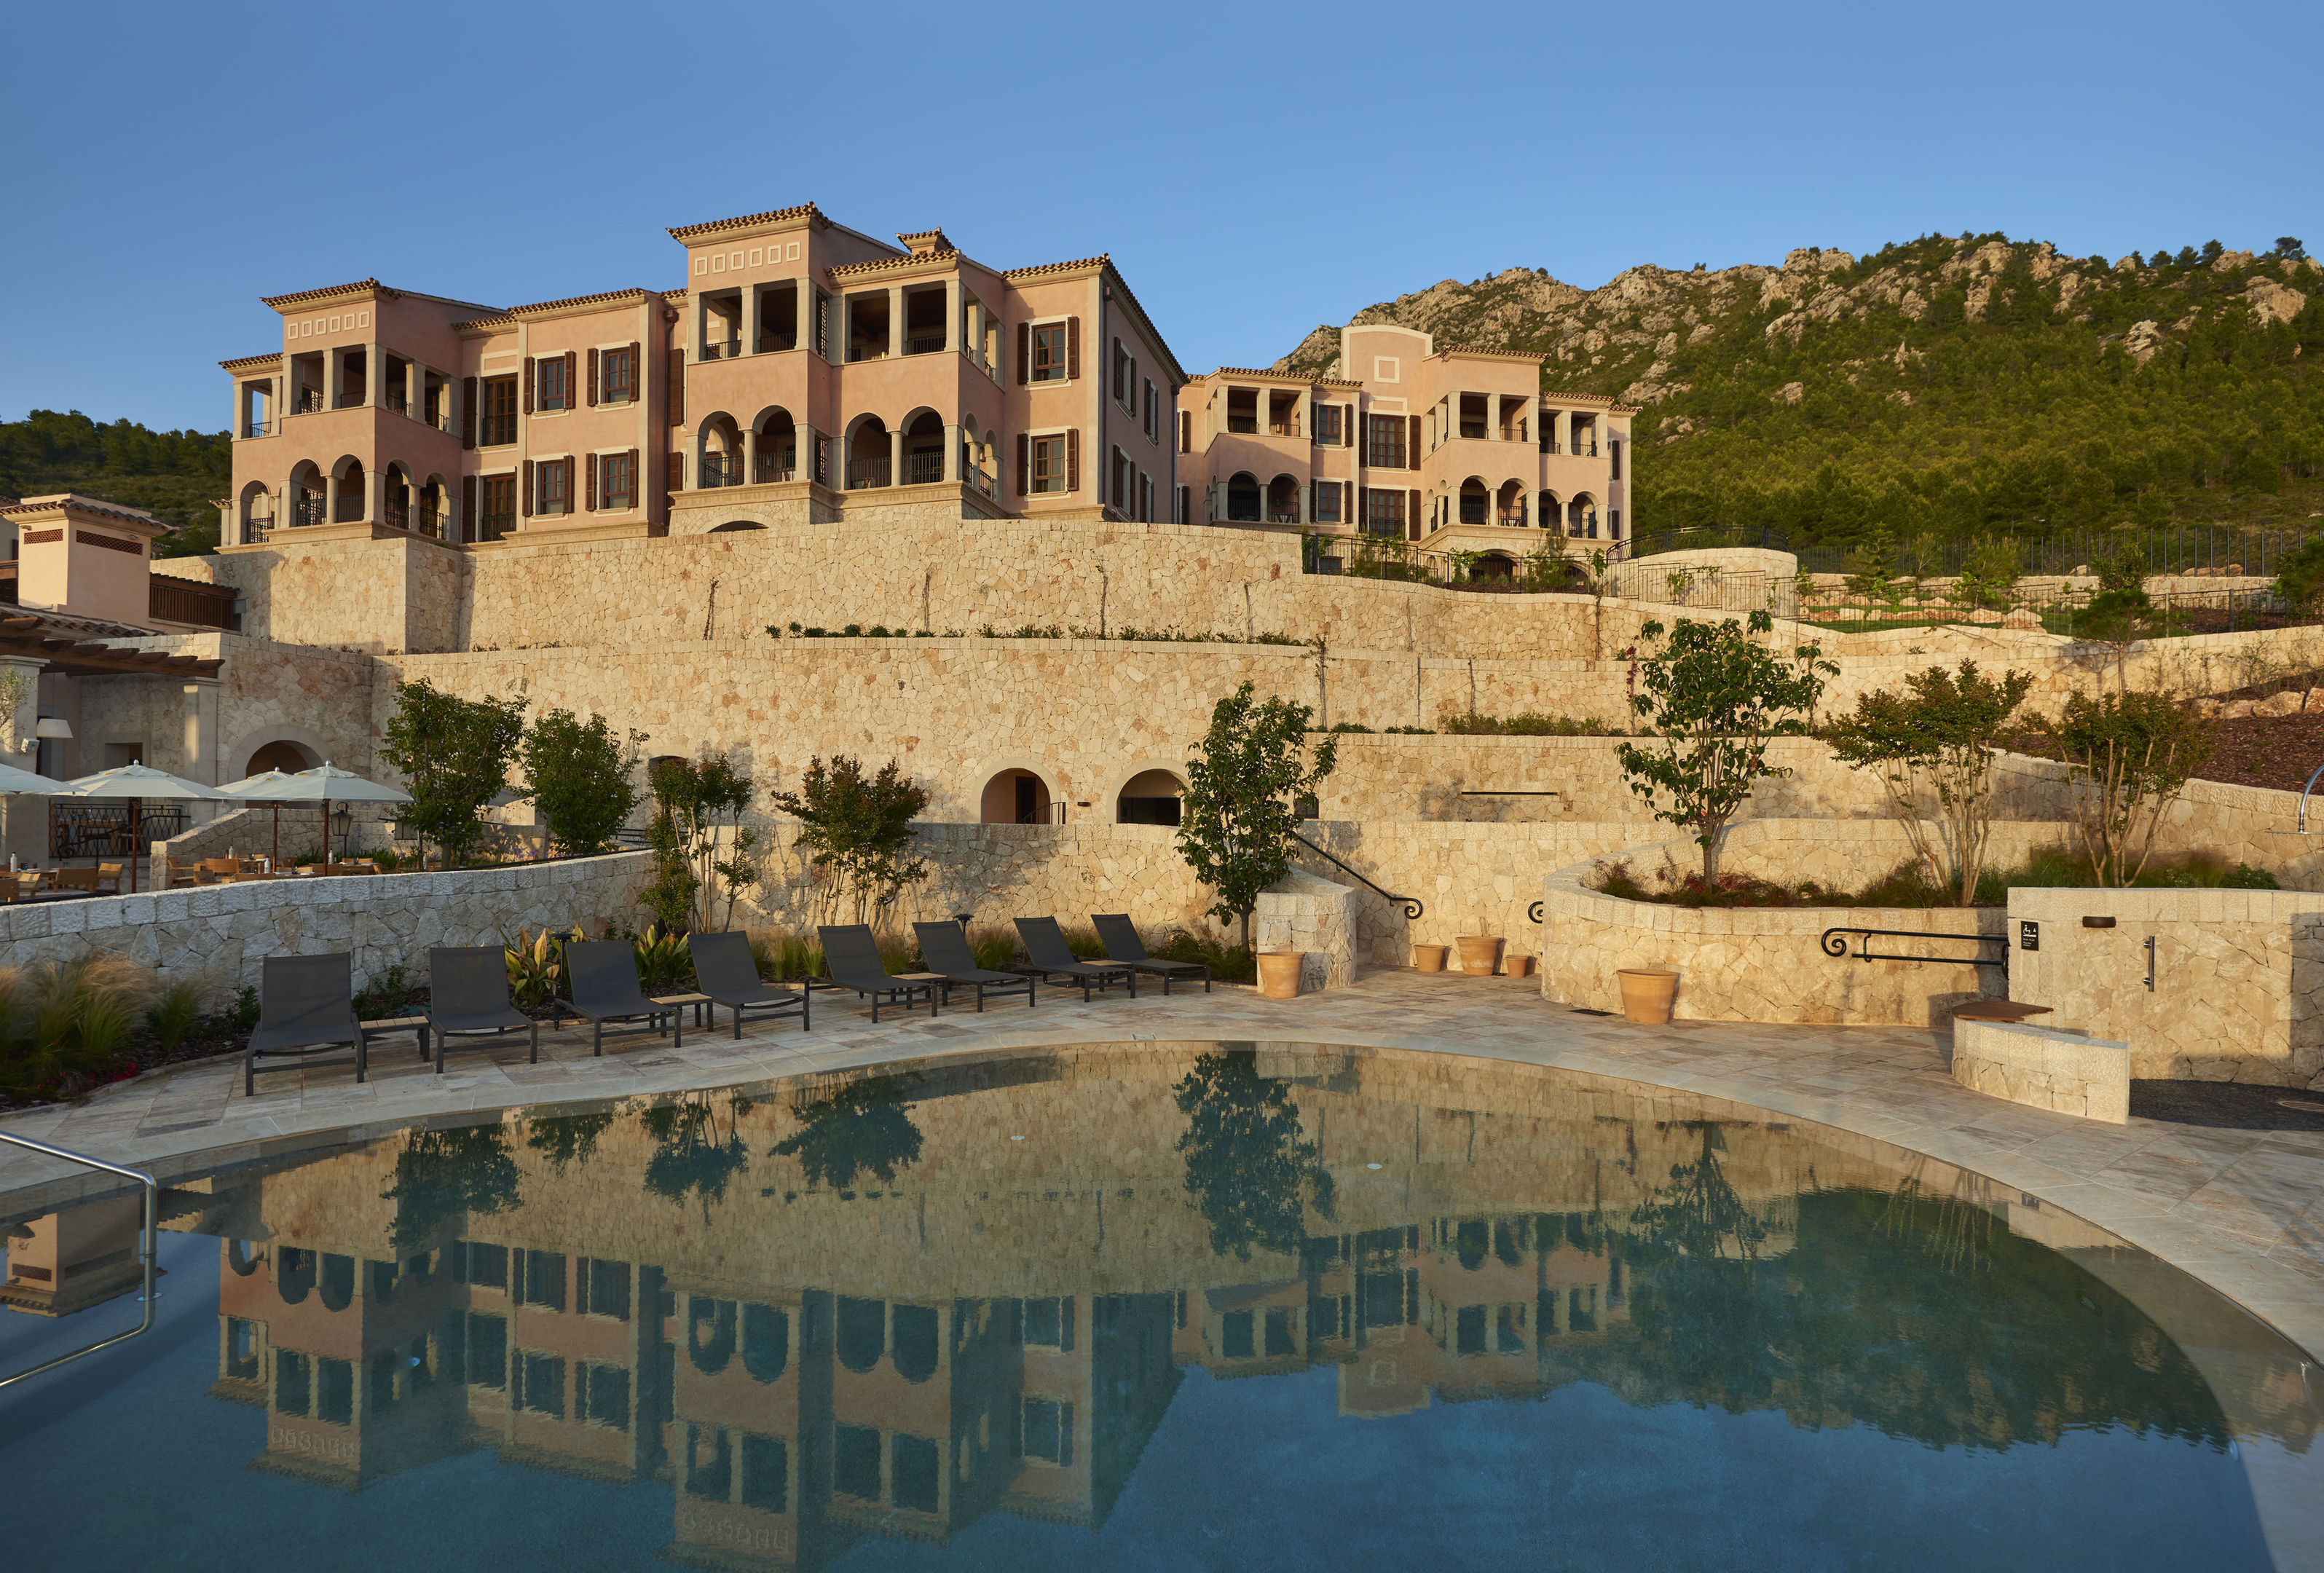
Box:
left=237, top=480, right=273, bottom=545
left=891, top=1304, right=939, bottom=1383
left=696, top=414, right=741, bottom=489
left=742, top=1303, right=789, bottom=1384
left=1225, top=471, right=1261, bottom=523
left=1457, top=476, right=1489, bottom=526
left=319, top=1252, right=355, bottom=1312
left=845, top=417, right=891, bottom=490
left=709, top=520, right=766, bottom=533
left=836, top=1296, right=886, bottom=1373
left=275, top=1247, right=315, bottom=1304
left=368, top=1259, right=400, bottom=1303
left=753, top=407, right=797, bottom=484
left=1539, top=489, right=1562, bottom=535
left=1567, top=493, right=1599, bottom=539
left=1495, top=480, right=1527, bottom=527
left=688, top=1296, right=737, bottom=1373
left=980, top=769, right=1054, bottom=824
left=331, top=457, right=365, bottom=524
left=227, top=1239, right=264, bottom=1277
left=1266, top=473, right=1301, bottom=524
left=382, top=463, right=414, bottom=532
left=1474, top=552, right=1516, bottom=580
left=1116, top=768, right=1186, bottom=826
left=288, top=461, right=324, bottom=529
left=244, top=738, right=320, bottom=776
left=902, top=411, right=945, bottom=486
left=418, top=473, right=451, bottom=538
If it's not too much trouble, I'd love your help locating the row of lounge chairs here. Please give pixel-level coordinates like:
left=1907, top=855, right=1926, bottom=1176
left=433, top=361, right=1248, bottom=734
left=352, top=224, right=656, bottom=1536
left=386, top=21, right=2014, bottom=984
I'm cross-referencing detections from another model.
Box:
left=243, top=915, right=1207, bottom=1093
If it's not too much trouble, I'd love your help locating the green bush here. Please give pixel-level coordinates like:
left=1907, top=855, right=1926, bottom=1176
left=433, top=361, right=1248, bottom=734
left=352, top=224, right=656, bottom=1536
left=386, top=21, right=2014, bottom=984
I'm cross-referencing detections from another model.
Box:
left=1150, top=933, right=1257, bottom=984
left=1442, top=711, right=1615, bottom=736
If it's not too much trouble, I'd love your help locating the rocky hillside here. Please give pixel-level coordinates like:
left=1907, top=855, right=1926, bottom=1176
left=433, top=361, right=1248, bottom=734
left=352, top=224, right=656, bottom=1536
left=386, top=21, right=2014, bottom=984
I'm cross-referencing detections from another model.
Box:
left=1277, top=236, right=2324, bottom=548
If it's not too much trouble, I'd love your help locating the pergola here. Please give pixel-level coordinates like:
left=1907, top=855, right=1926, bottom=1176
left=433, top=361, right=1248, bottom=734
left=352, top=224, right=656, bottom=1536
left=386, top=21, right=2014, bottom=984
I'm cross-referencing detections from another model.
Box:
left=0, top=611, right=224, bottom=679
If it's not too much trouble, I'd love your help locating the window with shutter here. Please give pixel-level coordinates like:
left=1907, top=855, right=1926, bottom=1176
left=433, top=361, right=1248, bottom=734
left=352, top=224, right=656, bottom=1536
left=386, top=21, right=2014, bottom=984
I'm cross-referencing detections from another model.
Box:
left=1016, top=323, right=1029, bottom=385
left=1066, top=427, right=1079, bottom=491
left=587, top=347, right=599, bottom=407
left=1407, top=417, right=1421, bottom=469
left=523, top=358, right=534, bottom=415
left=521, top=459, right=534, bottom=517
left=667, top=450, right=683, bottom=493
left=1409, top=489, right=1422, bottom=539
left=668, top=349, right=685, bottom=425
left=1180, top=410, right=1190, bottom=453
left=1130, top=358, right=1138, bottom=414
left=1178, top=485, right=1189, bottom=524
left=624, top=449, right=639, bottom=510
left=1016, top=433, right=1030, bottom=495
left=462, top=475, right=476, bottom=541
left=586, top=454, right=597, bottom=511
left=625, top=342, right=640, bottom=401
left=1066, top=318, right=1079, bottom=380
left=461, top=377, right=477, bottom=449
left=565, top=351, right=578, bottom=411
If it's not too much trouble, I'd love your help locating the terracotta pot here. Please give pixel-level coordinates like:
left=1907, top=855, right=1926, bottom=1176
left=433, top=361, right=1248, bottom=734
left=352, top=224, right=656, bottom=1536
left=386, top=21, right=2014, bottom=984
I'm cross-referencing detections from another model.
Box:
left=1411, top=943, right=1450, bottom=973
left=1616, top=967, right=1680, bottom=1025
left=1505, top=953, right=1535, bottom=979
left=1457, top=936, right=1504, bottom=976
left=1256, top=950, right=1304, bottom=1000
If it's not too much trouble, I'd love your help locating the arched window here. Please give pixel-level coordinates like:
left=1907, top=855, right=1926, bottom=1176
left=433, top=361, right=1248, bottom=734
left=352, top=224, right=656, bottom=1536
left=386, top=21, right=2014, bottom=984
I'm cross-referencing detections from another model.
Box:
left=1116, top=768, right=1186, bottom=825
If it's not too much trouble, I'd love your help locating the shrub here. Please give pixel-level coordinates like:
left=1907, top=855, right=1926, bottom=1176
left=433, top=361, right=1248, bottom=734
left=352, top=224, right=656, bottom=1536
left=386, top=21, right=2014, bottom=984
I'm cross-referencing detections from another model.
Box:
left=352, top=963, right=422, bottom=1017
left=2053, top=690, right=2215, bottom=886
left=0, top=953, right=154, bottom=1097
left=1151, top=932, right=1257, bottom=984
left=628, top=923, right=695, bottom=993
left=770, top=756, right=930, bottom=926
left=504, top=927, right=572, bottom=1009
left=143, top=975, right=209, bottom=1052
left=1442, top=711, right=1612, bottom=736
left=750, top=929, right=823, bottom=981
left=519, top=708, right=646, bottom=856
left=379, top=678, right=529, bottom=867
left=647, top=752, right=757, bottom=931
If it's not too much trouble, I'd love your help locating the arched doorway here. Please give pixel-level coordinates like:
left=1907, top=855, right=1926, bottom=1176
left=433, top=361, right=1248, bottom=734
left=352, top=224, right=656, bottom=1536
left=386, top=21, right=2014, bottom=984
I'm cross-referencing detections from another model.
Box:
left=1116, top=768, right=1186, bottom=825
left=709, top=521, right=765, bottom=532
left=1265, top=474, right=1301, bottom=524
left=980, top=769, right=1053, bottom=824
left=1225, top=472, right=1260, bottom=523
left=244, top=738, right=320, bottom=776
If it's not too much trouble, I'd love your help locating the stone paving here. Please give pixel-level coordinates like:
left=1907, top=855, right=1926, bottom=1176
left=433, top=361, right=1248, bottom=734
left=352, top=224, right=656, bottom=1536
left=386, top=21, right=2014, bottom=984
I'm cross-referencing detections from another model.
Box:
left=4, top=968, right=2323, bottom=1360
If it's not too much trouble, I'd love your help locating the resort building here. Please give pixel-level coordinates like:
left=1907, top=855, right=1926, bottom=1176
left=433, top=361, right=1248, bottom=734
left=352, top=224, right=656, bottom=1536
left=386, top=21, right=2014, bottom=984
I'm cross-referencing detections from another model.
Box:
left=218, top=203, right=1186, bottom=549
left=1175, top=323, right=1634, bottom=567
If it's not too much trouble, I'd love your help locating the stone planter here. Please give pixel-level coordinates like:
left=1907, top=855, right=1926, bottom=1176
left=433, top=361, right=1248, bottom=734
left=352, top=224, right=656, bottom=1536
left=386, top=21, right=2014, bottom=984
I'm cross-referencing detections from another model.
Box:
left=1617, top=967, right=1680, bottom=1025
left=1411, top=943, right=1449, bottom=973
left=1256, top=950, right=1304, bottom=1000
left=1457, top=936, right=1504, bottom=976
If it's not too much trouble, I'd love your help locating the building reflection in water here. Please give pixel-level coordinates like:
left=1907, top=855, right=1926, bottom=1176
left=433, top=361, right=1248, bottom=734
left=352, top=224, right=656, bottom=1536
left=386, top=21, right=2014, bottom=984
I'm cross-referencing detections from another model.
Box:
left=9, top=1041, right=2316, bottom=1569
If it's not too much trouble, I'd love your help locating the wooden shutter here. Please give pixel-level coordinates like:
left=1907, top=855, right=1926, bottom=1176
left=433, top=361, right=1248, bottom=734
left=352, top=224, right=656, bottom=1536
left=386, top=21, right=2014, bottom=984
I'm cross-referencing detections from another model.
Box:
left=461, top=377, right=476, bottom=449
left=522, top=358, right=533, bottom=414
left=1128, top=358, right=1138, bottom=413
left=1409, top=489, right=1422, bottom=536
left=1066, top=428, right=1079, bottom=491
left=1066, top=317, right=1080, bottom=379
left=1016, top=323, right=1029, bottom=385
left=625, top=342, right=639, bottom=401
left=521, top=460, right=534, bottom=517
left=1408, top=416, right=1421, bottom=469
left=587, top=347, right=599, bottom=407
left=1358, top=486, right=1368, bottom=526
left=1016, top=433, right=1030, bottom=496
left=461, top=475, right=476, bottom=540
left=1179, top=410, right=1190, bottom=452
left=586, top=454, right=597, bottom=511
left=668, top=348, right=685, bottom=425
left=667, top=449, right=683, bottom=492
left=563, top=350, right=577, bottom=411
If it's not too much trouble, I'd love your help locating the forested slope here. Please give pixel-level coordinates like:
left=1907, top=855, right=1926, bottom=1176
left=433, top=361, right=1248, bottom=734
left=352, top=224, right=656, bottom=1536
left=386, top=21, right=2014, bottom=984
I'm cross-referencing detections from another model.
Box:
left=0, top=409, right=229, bottom=555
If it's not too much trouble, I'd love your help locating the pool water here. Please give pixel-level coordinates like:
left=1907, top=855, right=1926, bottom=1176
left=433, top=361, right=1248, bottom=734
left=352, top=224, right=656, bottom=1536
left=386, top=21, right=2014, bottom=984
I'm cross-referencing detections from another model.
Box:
left=2, top=1042, right=2317, bottom=1571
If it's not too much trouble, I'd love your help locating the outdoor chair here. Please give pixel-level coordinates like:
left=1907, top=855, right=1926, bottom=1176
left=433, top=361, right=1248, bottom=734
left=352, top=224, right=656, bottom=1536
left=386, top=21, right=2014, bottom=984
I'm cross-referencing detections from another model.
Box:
left=1092, top=913, right=1211, bottom=995
left=554, top=939, right=682, bottom=1056
left=244, top=952, right=379, bottom=1096
left=94, top=863, right=125, bottom=895
left=817, top=924, right=940, bottom=1022
left=912, top=920, right=1036, bottom=1012
left=687, top=931, right=809, bottom=1038
left=52, top=867, right=96, bottom=893
left=424, top=945, right=537, bottom=1073
left=1014, top=917, right=1136, bottom=1001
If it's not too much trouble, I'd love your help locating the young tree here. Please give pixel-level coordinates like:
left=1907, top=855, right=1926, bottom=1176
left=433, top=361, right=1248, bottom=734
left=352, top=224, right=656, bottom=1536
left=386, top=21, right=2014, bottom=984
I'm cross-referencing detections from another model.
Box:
left=769, top=755, right=929, bottom=926
left=1955, top=539, right=2022, bottom=615
left=2053, top=690, right=2215, bottom=886
left=1615, top=612, right=1835, bottom=887
left=1176, top=682, right=1339, bottom=952
left=2076, top=544, right=2160, bottom=685
left=647, top=751, right=759, bottom=930
left=378, top=679, right=527, bottom=867
left=2273, top=533, right=2324, bottom=617
left=1824, top=661, right=2036, bottom=904
left=518, top=708, right=646, bottom=856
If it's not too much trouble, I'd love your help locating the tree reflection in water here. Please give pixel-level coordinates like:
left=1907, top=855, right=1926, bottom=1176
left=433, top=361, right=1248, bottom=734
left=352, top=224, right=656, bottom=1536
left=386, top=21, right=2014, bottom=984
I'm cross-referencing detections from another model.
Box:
left=378, top=1123, right=521, bottom=1253
left=639, top=1092, right=752, bottom=1217
left=768, top=1076, right=924, bottom=1191
left=1174, top=1049, right=1336, bottom=1260
left=523, top=1108, right=615, bottom=1175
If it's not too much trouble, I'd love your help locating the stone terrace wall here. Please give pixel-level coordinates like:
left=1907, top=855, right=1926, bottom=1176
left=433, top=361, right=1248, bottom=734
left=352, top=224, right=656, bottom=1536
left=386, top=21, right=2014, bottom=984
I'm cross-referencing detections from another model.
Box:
left=2007, top=885, right=2324, bottom=1087
left=0, top=852, right=651, bottom=994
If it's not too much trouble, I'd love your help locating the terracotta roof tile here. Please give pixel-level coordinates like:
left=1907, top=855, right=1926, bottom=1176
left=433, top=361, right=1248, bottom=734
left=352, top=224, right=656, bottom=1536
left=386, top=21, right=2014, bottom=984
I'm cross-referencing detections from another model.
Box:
left=503, top=286, right=657, bottom=318
left=259, top=278, right=389, bottom=309
left=828, top=249, right=961, bottom=280
left=667, top=202, right=821, bottom=242
left=218, top=351, right=284, bottom=372
left=1001, top=253, right=1108, bottom=283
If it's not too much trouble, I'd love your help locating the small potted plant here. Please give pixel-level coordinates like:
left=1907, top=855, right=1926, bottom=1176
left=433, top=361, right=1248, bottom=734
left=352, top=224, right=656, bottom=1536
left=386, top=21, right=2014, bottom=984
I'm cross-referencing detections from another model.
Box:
left=1616, top=966, right=1680, bottom=1024
left=1256, top=950, right=1304, bottom=999
left=1411, top=942, right=1449, bottom=972
left=1457, top=935, right=1503, bottom=976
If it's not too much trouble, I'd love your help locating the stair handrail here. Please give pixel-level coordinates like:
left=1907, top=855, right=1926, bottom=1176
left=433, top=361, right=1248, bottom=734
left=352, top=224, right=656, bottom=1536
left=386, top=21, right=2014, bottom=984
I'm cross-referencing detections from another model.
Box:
left=0, top=1132, right=159, bottom=1389
left=1286, top=830, right=1423, bottom=919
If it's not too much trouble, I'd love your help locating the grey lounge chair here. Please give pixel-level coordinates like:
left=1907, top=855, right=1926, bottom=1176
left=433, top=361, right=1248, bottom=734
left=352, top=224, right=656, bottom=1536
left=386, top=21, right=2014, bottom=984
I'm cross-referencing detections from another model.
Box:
left=1092, top=913, right=1210, bottom=995
left=425, top=945, right=538, bottom=1074
left=817, top=924, right=940, bottom=1022
left=688, top=931, right=809, bottom=1038
left=244, top=953, right=377, bottom=1096
left=1014, top=917, right=1136, bottom=1001
left=554, top=939, right=682, bottom=1056
left=912, top=921, right=1036, bottom=1012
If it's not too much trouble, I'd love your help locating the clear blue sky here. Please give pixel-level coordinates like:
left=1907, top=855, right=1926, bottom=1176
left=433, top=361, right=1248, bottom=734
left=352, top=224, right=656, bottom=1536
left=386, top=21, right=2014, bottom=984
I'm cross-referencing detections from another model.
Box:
left=4, top=0, right=2316, bottom=435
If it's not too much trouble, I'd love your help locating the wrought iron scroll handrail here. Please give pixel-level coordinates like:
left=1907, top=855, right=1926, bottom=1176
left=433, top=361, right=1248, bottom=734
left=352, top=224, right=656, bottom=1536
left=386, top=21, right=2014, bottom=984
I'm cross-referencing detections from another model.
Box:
left=1287, top=830, right=1422, bottom=919
left=0, top=1132, right=158, bottom=1389
left=1529, top=901, right=1545, bottom=924
left=1819, top=927, right=2008, bottom=965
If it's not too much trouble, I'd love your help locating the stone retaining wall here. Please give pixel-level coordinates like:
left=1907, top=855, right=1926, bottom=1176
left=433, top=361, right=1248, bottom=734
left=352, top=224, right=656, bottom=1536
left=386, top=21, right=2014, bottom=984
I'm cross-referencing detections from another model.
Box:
left=1952, top=1019, right=2131, bottom=1123
left=0, top=852, right=652, bottom=993
left=2006, top=886, right=2324, bottom=1087
left=1251, top=870, right=1359, bottom=993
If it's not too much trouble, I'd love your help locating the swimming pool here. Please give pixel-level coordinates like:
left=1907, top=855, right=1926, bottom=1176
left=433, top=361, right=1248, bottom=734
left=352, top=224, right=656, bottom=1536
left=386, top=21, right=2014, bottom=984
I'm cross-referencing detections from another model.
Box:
left=3, top=1042, right=2317, bottom=1570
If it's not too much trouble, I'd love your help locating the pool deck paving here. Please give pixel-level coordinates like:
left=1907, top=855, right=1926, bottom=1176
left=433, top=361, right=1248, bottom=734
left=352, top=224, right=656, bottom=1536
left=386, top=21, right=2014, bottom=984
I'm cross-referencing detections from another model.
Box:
left=5, top=966, right=2324, bottom=1360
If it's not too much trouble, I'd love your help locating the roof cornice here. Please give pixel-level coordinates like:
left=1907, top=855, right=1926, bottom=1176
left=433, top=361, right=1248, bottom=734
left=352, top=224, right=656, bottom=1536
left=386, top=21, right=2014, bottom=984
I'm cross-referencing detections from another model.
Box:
left=667, top=202, right=824, bottom=243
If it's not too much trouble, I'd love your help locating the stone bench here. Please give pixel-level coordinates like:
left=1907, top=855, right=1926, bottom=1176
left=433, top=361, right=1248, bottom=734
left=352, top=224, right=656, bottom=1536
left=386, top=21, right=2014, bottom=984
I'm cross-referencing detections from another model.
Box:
left=1952, top=1018, right=2130, bottom=1124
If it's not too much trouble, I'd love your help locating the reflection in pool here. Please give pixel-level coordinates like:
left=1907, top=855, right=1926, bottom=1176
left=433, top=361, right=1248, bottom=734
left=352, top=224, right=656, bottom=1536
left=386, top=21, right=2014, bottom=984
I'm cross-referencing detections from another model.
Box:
left=2, top=1042, right=2317, bottom=1571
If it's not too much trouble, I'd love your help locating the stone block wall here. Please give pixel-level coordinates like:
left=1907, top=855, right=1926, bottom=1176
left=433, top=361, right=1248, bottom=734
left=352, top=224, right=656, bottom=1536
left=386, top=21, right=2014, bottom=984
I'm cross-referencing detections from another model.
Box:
left=1253, top=870, right=1358, bottom=991
left=1951, top=1019, right=2132, bottom=1123
left=0, top=851, right=652, bottom=995
left=2006, top=886, right=2324, bottom=1087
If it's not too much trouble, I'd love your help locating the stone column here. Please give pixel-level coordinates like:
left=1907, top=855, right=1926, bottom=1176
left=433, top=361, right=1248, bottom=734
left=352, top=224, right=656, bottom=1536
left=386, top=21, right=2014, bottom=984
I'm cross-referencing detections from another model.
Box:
left=367, top=464, right=386, bottom=525
left=366, top=343, right=382, bottom=408
left=943, top=422, right=961, bottom=484
left=889, top=427, right=905, bottom=488
left=743, top=424, right=758, bottom=486
left=888, top=287, right=902, bottom=358
left=1, top=655, right=44, bottom=866
left=742, top=284, right=760, bottom=356
left=944, top=277, right=960, bottom=353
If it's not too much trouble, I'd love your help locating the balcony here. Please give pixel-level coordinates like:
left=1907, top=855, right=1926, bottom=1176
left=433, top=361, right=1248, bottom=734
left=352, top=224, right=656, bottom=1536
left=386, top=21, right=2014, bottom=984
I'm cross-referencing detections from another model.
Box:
left=701, top=342, right=739, bottom=361
left=1268, top=422, right=1301, bottom=439
left=417, top=506, right=444, bottom=538
left=905, top=450, right=944, bottom=486
left=698, top=455, right=737, bottom=489
left=295, top=389, right=323, bottom=414
left=753, top=450, right=797, bottom=485
left=1226, top=416, right=1258, bottom=434
left=334, top=391, right=366, bottom=410
left=332, top=492, right=364, bottom=524
left=1459, top=423, right=1487, bottom=440
left=969, top=466, right=996, bottom=500
left=240, top=514, right=273, bottom=545
left=293, top=495, right=326, bottom=528
left=1459, top=502, right=1487, bottom=525
left=150, top=576, right=238, bottom=630
left=845, top=457, right=891, bottom=490
left=1497, top=510, right=1526, bottom=527
left=755, top=333, right=797, bottom=354
left=905, top=333, right=945, bottom=356
left=242, top=418, right=274, bottom=438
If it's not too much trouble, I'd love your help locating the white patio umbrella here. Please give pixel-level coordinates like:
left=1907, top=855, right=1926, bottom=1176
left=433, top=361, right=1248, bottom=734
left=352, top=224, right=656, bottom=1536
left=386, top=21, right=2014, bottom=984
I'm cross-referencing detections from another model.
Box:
left=214, top=769, right=304, bottom=870
left=269, top=762, right=413, bottom=864
left=56, top=763, right=231, bottom=894
left=0, top=760, right=82, bottom=885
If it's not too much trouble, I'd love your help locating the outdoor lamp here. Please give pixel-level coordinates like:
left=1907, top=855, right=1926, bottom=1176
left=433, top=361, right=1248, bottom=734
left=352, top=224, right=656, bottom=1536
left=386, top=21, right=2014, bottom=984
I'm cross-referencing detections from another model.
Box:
left=34, top=717, right=71, bottom=739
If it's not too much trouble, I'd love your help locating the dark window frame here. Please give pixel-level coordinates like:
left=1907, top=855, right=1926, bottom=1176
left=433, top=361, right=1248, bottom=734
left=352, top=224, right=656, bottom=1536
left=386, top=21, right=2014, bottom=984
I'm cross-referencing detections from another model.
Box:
left=1031, top=434, right=1068, bottom=494
left=478, top=376, right=519, bottom=446
left=537, top=357, right=569, bottom=412
left=602, top=348, right=636, bottom=403
left=1031, top=325, right=1069, bottom=383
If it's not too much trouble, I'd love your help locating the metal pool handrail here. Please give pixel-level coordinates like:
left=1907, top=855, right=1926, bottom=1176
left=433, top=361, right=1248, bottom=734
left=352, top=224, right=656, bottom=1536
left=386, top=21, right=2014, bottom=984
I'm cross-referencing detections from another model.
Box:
left=0, top=1132, right=159, bottom=1390
left=1286, top=831, right=1423, bottom=919
left=1819, top=926, right=2009, bottom=966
